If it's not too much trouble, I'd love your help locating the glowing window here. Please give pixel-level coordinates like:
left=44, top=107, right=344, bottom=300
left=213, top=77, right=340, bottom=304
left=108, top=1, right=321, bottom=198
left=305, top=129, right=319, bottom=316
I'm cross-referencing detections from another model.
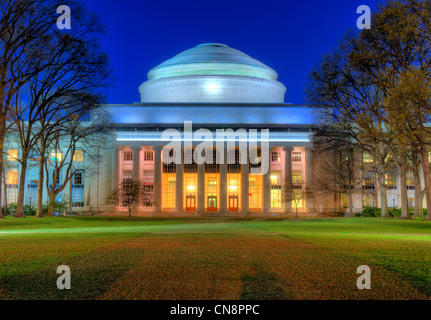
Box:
left=73, top=150, right=84, bottom=162
left=363, top=152, right=373, bottom=163
left=271, top=189, right=282, bottom=208
left=249, top=174, right=262, bottom=211
left=162, top=173, right=176, bottom=209
left=8, top=150, right=18, bottom=161
left=292, top=171, right=302, bottom=184
left=6, top=169, right=18, bottom=185
left=271, top=171, right=282, bottom=185
left=51, top=151, right=62, bottom=162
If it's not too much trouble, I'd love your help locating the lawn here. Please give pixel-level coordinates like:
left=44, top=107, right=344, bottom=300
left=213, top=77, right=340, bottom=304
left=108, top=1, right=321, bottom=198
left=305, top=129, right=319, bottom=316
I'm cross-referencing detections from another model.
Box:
left=0, top=216, right=430, bottom=300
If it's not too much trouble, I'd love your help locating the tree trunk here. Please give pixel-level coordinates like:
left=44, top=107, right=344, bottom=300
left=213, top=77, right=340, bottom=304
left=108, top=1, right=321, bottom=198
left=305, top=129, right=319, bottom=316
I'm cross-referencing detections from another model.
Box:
left=47, top=192, right=56, bottom=216
left=412, top=152, right=424, bottom=218
left=377, top=165, right=389, bottom=218
left=36, top=142, right=46, bottom=218
left=0, top=112, right=6, bottom=219
left=345, top=192, right=354, bottom=217
left=2, top=168, right=7, bottom=217
left=420, top=146, right=431, bottom=221
left=14, top=157, right=28, bottom=218
left=399, top=156, right=409, bottom=219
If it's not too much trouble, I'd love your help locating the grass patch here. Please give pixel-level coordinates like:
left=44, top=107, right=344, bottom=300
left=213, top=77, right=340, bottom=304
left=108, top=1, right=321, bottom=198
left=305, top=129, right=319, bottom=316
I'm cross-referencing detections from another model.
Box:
left=0, top=216, right=429, bottom=300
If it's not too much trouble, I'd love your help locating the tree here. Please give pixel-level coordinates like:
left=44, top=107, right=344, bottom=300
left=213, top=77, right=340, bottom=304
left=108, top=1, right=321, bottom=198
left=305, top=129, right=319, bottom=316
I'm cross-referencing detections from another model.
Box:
left=0, top=0, right=67, bottom=216
left=308, top=0, right=431, bottom=220
left=106, top=180, right=148, bottom=217
left=314, top=143, right=363, bottom=217
left=42, top=108, right=109, bottom=216
left=4, top=0, right=110, bottom=218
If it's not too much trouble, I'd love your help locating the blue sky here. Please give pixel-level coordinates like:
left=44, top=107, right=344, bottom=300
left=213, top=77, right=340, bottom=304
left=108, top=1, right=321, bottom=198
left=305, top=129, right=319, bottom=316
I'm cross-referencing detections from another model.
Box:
left=83, top=0, right=377, bottom=104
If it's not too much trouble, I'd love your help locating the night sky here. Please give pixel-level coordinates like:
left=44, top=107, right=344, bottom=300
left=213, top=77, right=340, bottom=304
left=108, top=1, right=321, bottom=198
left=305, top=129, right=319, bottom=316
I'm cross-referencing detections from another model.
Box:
left=83, top=0, right=377, bottom=105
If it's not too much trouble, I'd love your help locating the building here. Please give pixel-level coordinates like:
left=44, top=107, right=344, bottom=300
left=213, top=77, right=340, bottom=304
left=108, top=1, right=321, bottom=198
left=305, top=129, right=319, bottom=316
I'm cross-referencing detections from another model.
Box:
left=3, top=43, right=412, bottom=215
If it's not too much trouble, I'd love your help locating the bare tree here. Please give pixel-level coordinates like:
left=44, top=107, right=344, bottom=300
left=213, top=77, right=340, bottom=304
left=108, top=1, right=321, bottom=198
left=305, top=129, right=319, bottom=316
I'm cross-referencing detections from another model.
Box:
left=314, top=143, right=363, bottom=217
left=106, top=180, right=148, bottom=217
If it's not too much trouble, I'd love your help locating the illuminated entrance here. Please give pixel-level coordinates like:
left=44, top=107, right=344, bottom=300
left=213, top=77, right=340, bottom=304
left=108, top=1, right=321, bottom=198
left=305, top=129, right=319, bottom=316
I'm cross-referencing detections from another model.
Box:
left=229, top=195, right=239, bottom=211
left=184, top=173, right=197, bottom=212
left=186, top=195, right=196, bottom=211
left=207, top=195, right=218, bottom=211
left=205, top=173, right=219, bottom=212
left=227, top=173, right=241, bottom=212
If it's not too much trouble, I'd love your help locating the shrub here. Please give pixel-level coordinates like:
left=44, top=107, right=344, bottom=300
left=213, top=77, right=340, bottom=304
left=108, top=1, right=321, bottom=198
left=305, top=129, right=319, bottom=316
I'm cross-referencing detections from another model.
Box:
left=357, top=207, right=381, bottom=217
left=388, top=208, right=401, bottom=217
left=1, top=203, right=18, bottom=216
left=23, top=205, right=37, bottom=216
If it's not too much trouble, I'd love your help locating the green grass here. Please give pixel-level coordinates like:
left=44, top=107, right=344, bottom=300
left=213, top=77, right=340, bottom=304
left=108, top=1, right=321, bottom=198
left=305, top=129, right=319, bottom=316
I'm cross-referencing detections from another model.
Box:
left=0, top=216, right=430, bottom=300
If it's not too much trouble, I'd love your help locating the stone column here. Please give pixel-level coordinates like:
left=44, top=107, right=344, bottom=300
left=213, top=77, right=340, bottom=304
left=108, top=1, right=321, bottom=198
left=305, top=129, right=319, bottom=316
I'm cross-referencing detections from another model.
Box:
left=197, top=161, right=205, bottom=213
left=220, top=147, right=227, bottom=212
left=241, top=150, right=249, bottom=214
left=176, top=151, right=183, bottom=212
left=263, top=147, right=272, bottom=213
left=152, top=146, right=162, bottom=213
left=305, top=147, right=314, bottom=212
left=112, top=147, right=121, bottom=191
left=132, top=146, right=141, bottom=181
left=284, top=146, right=293, bottom=214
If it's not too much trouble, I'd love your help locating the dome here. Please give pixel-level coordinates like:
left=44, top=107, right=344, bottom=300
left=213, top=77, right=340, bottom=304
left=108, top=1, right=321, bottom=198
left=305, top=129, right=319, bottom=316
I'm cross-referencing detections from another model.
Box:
left=139, top=43, right=286, bottom=103
left=147, top=43, right=278, bottom=81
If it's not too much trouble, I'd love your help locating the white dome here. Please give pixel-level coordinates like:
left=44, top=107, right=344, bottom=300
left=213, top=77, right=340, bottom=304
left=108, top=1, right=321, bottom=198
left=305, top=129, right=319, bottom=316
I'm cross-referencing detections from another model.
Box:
left=139, top=43, right=286, bottom=103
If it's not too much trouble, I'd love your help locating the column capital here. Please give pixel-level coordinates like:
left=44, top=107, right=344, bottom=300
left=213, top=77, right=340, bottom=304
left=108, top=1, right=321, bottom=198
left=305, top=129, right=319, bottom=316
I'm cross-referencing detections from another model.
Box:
left=283, top=146, right=294, bottom=152
left=131, top=146, right=142, bottom=151
left=152, top=146, right=163, bottom=152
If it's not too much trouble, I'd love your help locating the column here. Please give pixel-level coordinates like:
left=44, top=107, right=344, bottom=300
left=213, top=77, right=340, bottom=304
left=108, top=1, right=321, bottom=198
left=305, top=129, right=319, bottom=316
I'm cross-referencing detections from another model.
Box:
left=305, top=147, right=314, bottom=212
left=176, top=151, right=183, bottom=212
left=241, top=150, right=249, bottom=214
left=284, top=146, right=293, bottom=214
left=197, top=161, right=205, bottom=213
left=152, top=146, right=162, bottom=213
left=111, top=147, right=121, bottom=191
left=132, top=146, right=141, bottom=181
left=263, top=147, right=272, bottom=213
left=220, top=147, right=227, bottom=212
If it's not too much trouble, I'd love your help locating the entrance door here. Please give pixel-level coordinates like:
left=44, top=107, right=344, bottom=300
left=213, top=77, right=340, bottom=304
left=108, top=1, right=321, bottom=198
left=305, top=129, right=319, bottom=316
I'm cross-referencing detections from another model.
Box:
left=186, top=195, right=196, bottom=211
left=207, top=195, right=217, bottom=211
left=229, top=196, right=238, bottom=212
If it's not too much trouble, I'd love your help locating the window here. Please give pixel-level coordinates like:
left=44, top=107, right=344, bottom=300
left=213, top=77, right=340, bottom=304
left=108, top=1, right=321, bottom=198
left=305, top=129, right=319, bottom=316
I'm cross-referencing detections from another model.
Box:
left=271, top=171, right=281, bottom=185
left=73, top=150, right=84, bottom=162
left=144, top=151, right=153, bottom=161
left=72, top=171, right=84, bottom=207
left=292, top=152, right=302, bottom=162
left=74, top=171, right=83, bottom=185
left=292, top=171, right=302, bottom=184
left=363, top=152, right=373, bottom=163
left=271, top=170, right=282, bottom=209
left=6, top=169, right=18, bottom=185
left=249, top=174, right=262, bottom=211
left=162, top=173, right=176, bottom=209
left=6, top=169, right=18, bottom=204
left=271, top=152, right=281, bottom=162
left=29, top=150, right=40, bottom=162
left=51, top=151, right=62, bottom=162
left=8, top=150, right=18, bottom=161
left=123, top=151, right=133, bottom=162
